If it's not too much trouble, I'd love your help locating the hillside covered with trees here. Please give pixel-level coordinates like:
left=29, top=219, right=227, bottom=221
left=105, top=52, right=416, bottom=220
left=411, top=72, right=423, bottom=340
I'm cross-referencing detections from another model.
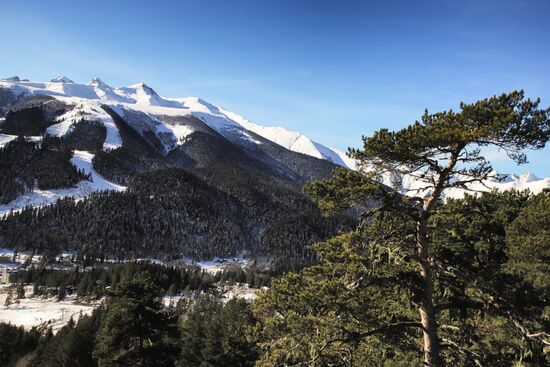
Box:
left=3, top=188, right=549, bottom=367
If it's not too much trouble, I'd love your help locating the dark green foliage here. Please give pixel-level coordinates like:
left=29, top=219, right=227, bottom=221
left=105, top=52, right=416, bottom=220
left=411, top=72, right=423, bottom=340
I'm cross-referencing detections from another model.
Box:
left=256, top=92, right=550, bottom=366
left=0, top=136, right=36, bottom=203
left=1, top=106, right=49, bottom=135
left=505, top=190, right=550, bottom=302
left=0, top=136, right=89, bottom=204
left=64, top=119, right=107, bottom=151
left=254, top=224, right=422, bottom=366
left=0, top=323, right=41, bottom=366
left=261, top=210, right=354, bottom=270
left=31, top=136, right=90, bottom=190
left=178, top=296, right=258, bottom=366
left=30, top=310, right=102, bottom=367
left=0, top=166, right=350, bottom=262
left=428, top=191, right=550, bottom=365
left=430, top=190, right=529, bottom=278
left=93, top=273, right=180, bottom=367
left=92, top=148, right=136, bottom=184
left=24, top=279, right=262, bottom=367
left=0, top=95, right=71, bottom=136
left=255, top=190, right=550, bottom=366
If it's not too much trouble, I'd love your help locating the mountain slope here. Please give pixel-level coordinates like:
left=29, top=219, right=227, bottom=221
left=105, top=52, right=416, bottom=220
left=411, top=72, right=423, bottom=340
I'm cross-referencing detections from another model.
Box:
left=1, top=76, right=549, bottom=208
left=0, top=75, right=549, bottom=264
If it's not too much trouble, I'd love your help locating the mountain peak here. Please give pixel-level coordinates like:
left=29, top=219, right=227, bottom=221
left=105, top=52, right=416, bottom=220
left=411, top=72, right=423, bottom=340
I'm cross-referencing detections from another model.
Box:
left=520, top=171, right=539, bottom=182
left=89, top=77, right=109, bottom=87
left=51, top=76, right=75, bottom=83
left=130, top=82, right=158, bottom=96
left=1, top=76, right=21, bottom=82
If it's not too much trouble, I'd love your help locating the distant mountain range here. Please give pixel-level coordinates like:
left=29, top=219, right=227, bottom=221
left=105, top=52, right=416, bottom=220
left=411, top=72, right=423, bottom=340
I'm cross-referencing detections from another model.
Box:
left=0, top=75, right=548, bottom=214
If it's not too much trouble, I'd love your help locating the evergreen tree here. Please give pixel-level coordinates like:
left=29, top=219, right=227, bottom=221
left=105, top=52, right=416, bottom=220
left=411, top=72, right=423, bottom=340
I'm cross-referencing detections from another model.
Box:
left=506, top=189, right=550, bottom=293
left=0, top=323, right=41, bottom=366
left=178, top=296, right=258, bottom=366
left=256, top=91, right=550, bottom=366
left=93, top=273, right=179, bottom=367
left=16, top=282, right=25, bottom=299
left=30, top=311, right=101, bottom=367
left=4, top=286, right=14, bottom=307
left=57, top=284, right=66, bottom=301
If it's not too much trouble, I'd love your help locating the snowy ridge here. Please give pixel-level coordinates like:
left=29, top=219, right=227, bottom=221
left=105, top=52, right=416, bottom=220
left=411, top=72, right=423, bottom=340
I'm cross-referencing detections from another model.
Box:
left=375, top=169, right=550, bottom=201
left=0, top=78, right=351, bottom=164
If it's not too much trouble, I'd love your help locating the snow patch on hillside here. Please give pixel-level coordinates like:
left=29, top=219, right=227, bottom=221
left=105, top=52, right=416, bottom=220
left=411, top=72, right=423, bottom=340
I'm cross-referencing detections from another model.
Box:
left=0, top=150, right=126, bottom=216
left=0, top=134, right=42, bottom=149
left=0, top=133, right=18, bottom=148
left=164, top=124, right=195, bottom=143
left=47, top=99, right=122, bottom=150
left=216, top=105, right=356, bottom=167
left=0, top=286, right=96, bottom=333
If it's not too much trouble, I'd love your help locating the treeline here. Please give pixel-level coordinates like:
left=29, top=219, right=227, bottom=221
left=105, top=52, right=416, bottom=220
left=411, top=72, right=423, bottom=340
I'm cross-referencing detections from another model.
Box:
left=9, top=261, right=273, bottom=300
left=0, top=136, right=89, bottom=204
left=0, top=167, right=352, bottom=261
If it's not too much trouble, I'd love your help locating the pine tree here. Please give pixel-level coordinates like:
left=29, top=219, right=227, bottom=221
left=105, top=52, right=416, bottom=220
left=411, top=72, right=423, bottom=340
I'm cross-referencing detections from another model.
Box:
left=16, top=282, right=25, bottom=299
left=57, top=284, right=66, bottom=301
left=93, top=273, right=179, bottom=367
left=30, top=310, right=101, bottom=367
left=256, top=91, right=550, bottom=366
left=178, top=296, right=258, bottom=367
left=4, top=286, right=14, bottom=307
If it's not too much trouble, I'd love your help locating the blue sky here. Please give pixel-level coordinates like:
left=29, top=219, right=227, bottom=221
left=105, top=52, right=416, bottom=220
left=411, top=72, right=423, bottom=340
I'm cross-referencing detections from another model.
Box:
left=1, top=0, right=549, bottom=175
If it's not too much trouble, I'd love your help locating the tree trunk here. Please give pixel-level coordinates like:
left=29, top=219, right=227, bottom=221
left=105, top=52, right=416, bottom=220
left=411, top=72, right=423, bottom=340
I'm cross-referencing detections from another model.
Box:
left=414, top=154, right=459, bottom=365
left=417, top=212, right=441, bottom=366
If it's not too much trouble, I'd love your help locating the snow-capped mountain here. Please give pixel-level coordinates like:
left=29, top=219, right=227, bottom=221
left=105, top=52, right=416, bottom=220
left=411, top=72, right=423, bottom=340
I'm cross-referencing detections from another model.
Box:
left=0, top=75, right=549, bottom=214
left=0, top=76, right=351, bottom=165
left=50, top=76, right=75, bottom=83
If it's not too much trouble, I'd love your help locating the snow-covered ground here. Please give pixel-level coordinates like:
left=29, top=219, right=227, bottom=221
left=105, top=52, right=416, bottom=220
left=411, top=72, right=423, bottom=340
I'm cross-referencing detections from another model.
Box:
left=0, top=284, right=260, bottom=333
left=0, top=133, right=17, bottom=148
left=0, top=150, right=126, bottom=215
left=161, top=283, right=264, bottom=307
left=219, top=283, right=265, bottom=303
left=182, top=257, right=253, bottom=274
left=0, top=286, right=96, bottom=333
